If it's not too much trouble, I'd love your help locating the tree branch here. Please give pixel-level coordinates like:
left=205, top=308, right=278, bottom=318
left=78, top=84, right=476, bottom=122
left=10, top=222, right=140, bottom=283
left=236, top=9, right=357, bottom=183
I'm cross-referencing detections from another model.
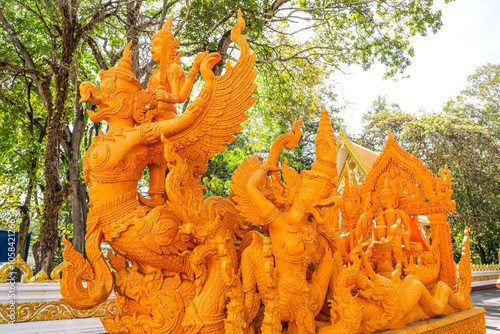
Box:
left=174, top=0, right=191, bottom=35
left=0, top=9, right=53, bottom=111
left=83, top=35, right=109, bottom=70
left=0, top=60, right=50, bottom=78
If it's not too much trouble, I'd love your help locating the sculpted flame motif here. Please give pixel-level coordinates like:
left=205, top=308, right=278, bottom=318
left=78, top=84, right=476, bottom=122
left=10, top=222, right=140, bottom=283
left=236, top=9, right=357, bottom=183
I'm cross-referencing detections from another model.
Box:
left=61, top=11, right=481, bottom=334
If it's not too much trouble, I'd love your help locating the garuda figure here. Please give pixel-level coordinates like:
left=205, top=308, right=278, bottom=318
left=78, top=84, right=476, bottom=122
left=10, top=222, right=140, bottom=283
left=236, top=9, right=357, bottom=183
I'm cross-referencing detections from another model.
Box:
left=61, top=11, right=257, bottom=334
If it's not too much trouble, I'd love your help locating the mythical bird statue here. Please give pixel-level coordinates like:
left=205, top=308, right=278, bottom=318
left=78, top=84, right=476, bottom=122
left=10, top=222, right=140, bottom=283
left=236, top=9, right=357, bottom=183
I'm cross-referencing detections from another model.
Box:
left=61, top=11, right=256, bottom=334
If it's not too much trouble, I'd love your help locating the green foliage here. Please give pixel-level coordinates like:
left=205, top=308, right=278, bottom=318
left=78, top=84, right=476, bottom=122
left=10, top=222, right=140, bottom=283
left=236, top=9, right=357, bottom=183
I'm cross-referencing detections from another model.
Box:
left=203, top=143, right=249, bottom=197
left=0, top=0, right=454, bottom=264
left=358, top=96, right=416, bottom=151
left=401, top=115, right=500, bottom=264
left=0, top=72, right=45, bottom=230
left=445, top=63, right=500, bottom=140
left=307, top=0, right=450, bottom=77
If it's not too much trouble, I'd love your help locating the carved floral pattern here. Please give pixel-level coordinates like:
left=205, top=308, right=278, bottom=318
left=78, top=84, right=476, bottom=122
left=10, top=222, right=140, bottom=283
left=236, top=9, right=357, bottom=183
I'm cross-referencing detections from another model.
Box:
left=0, top=300, right=116, bottom=324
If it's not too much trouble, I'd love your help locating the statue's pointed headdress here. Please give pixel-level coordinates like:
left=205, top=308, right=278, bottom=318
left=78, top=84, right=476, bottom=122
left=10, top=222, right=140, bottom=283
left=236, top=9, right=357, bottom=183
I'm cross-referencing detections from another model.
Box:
left=295, top=109, right=340, bottom=212
left=83, top=41, right=142, bottom=123
left=98, top=41, right=142, bottom=90
left=309, top=108, right=338, bottom=182
left=379, top=172, right=399, bottom=209
left=152, top=15, right=182, bottom=65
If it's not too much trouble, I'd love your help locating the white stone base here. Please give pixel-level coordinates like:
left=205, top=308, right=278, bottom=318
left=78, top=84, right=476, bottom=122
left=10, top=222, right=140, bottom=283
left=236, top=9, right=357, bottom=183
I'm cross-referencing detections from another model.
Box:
left=0, top=317, right=106, bottom=334
left=0, top=282, right=115, bottom=304
left=472, top=278, right=500, bottom=289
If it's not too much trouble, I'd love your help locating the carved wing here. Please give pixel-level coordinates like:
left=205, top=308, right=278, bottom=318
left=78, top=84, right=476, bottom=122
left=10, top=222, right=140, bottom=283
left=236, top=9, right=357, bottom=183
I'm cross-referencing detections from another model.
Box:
left=230, top=155, right=268, bottom=226
left=169, top=11, right=257, bottom=173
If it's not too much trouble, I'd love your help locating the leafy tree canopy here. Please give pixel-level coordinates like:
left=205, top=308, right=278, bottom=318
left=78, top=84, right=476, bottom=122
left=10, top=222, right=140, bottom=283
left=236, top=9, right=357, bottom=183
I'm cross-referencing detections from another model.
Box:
left=0, top=0, right=454, bottom=269
left=401, top=114, right=500, bottom=264
left=444, top=63, right=500, bottom=140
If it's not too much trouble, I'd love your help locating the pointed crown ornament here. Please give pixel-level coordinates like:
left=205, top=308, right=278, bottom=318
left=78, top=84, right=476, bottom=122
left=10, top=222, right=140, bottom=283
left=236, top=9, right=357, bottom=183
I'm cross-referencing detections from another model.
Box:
left=380, top=174, right=397, bottom=209
left=301, top=109, right=338, bottom=185
left=152, top=16, right=182, bottom=65
left=99, top=41, right=142, bottom=91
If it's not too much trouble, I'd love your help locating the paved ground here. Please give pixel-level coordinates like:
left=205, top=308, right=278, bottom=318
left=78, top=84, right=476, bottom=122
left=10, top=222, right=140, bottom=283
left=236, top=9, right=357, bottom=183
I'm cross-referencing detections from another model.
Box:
left=471, top=287, right=500, bottom=333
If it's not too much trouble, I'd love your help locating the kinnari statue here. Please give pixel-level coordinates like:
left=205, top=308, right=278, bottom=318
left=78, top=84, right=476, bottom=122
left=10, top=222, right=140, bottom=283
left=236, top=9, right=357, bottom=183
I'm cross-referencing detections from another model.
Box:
left=61, top=11, right=485, bottom=334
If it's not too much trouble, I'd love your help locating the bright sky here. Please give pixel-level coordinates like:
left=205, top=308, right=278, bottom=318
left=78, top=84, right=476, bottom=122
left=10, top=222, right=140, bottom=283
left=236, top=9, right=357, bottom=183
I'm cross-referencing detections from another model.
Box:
left=333, top=0, right=500, bottom=136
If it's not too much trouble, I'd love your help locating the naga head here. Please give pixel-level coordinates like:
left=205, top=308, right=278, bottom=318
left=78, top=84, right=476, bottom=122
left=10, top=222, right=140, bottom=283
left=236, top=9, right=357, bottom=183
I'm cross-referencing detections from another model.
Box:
left=80, top=42, right=142, bottom=124
left=151, top=15, right=182, bottom=66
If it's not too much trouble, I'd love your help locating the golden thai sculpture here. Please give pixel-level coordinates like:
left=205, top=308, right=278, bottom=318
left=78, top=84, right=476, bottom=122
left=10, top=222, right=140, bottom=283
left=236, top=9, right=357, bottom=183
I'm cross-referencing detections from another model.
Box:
left=62, top=11, right=256, bottom=333
left=61, top=11, right=484, bottom=334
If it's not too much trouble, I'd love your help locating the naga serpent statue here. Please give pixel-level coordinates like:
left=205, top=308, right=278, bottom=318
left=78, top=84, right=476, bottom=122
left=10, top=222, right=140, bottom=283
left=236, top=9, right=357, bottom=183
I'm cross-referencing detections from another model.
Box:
left=60, top=9, right=482, bottom=334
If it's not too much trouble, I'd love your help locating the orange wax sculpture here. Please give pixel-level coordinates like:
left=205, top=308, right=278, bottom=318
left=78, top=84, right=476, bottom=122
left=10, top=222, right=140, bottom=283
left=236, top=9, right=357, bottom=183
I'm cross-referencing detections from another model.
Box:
left=61, top=11, right=483, bottom=334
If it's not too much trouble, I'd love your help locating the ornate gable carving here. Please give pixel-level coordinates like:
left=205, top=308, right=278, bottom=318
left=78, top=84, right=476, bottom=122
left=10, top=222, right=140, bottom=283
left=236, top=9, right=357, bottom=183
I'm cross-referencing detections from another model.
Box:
left=361, top=130, right=455, bottom=217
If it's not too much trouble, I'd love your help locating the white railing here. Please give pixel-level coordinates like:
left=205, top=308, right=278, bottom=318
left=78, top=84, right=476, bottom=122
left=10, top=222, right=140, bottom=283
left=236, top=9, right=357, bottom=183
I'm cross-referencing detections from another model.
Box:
left=457, top=263, right=500, bottom=290
left=0, top=255, right=115, bottom=333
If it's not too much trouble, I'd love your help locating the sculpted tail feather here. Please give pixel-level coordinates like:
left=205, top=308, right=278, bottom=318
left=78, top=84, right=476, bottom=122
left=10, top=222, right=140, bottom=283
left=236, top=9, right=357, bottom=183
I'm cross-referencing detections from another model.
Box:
left=61, top=226, right=114, bottom=309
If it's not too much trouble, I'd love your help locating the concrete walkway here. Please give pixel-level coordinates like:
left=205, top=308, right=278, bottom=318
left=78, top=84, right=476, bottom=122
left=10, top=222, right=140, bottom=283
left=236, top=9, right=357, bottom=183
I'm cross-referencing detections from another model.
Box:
left=471, top=287, right=500, bottom=333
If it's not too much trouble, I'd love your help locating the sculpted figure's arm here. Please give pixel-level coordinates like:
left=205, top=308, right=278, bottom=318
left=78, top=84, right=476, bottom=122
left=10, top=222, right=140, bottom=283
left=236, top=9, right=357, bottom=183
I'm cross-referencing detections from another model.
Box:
left=399, top=210, right=412, bottom=240
left=361, top=244, right=379, bottom=282
left=156, top=52, right=219, bottom=104
left=178, top=51, right=209, bottom=99
left=245, top=161, right=281, bottom=226
left=386, top=219, right=402, bottom=246
left=138, top=116, right=194, bottom=146
left=141, top=54, right=225, bottom=146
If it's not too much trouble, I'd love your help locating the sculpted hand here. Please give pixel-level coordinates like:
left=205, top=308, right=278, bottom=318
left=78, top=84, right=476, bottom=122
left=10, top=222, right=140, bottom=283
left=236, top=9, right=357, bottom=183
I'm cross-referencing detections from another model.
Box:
left=263, top=160, right=281, bottom=173
left=192, top=51, right=209, bottom=71
left=200, top=53, right=222, bottom=88
left=156, top=85, right=169, bottom=102
left=247, top=157, right=281, bottom=188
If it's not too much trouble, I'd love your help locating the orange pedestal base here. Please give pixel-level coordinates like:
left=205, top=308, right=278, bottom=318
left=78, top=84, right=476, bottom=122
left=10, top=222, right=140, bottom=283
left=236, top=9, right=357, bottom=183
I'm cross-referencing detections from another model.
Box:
left=382, top=308, right=486, bottom=334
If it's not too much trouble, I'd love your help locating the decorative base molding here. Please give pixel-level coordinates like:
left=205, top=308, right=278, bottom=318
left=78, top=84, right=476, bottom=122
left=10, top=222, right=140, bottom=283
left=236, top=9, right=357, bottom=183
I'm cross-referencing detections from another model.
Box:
left=0, top=299, right=116, bottom=324
left=382, top=308, right=486, bottom=334
left=471, top=278, right=500, bottom=291
left=471, top=283, right=500, bottom=291
left=0, top=282, right=115, bottom=304
left=0, top=282, right=116, bottom=324
left=0, top=307, right=485, bottom=334
left=0, top=317, right=106, bottom=334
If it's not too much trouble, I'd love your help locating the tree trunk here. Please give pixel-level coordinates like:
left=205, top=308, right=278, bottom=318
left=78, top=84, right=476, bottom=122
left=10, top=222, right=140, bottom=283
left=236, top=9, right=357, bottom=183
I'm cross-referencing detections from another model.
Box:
left=213, top=30, right=232, bottom=77
left=476, top=237, right=487, bottom=264
left=126, top=0, right=143, bottom=77
left=16, top=162, right=36, bottom=260
left=68, top=157, right=87, bottom=254
left=17, top=206, right=30, bottom=260
left=64, top=72, right=88, bottom=255
left=39, top=64, right=73, bottom=275
left=32, top=241, right=42, bottom=275
left=39, top=0, right=89, bottom=274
